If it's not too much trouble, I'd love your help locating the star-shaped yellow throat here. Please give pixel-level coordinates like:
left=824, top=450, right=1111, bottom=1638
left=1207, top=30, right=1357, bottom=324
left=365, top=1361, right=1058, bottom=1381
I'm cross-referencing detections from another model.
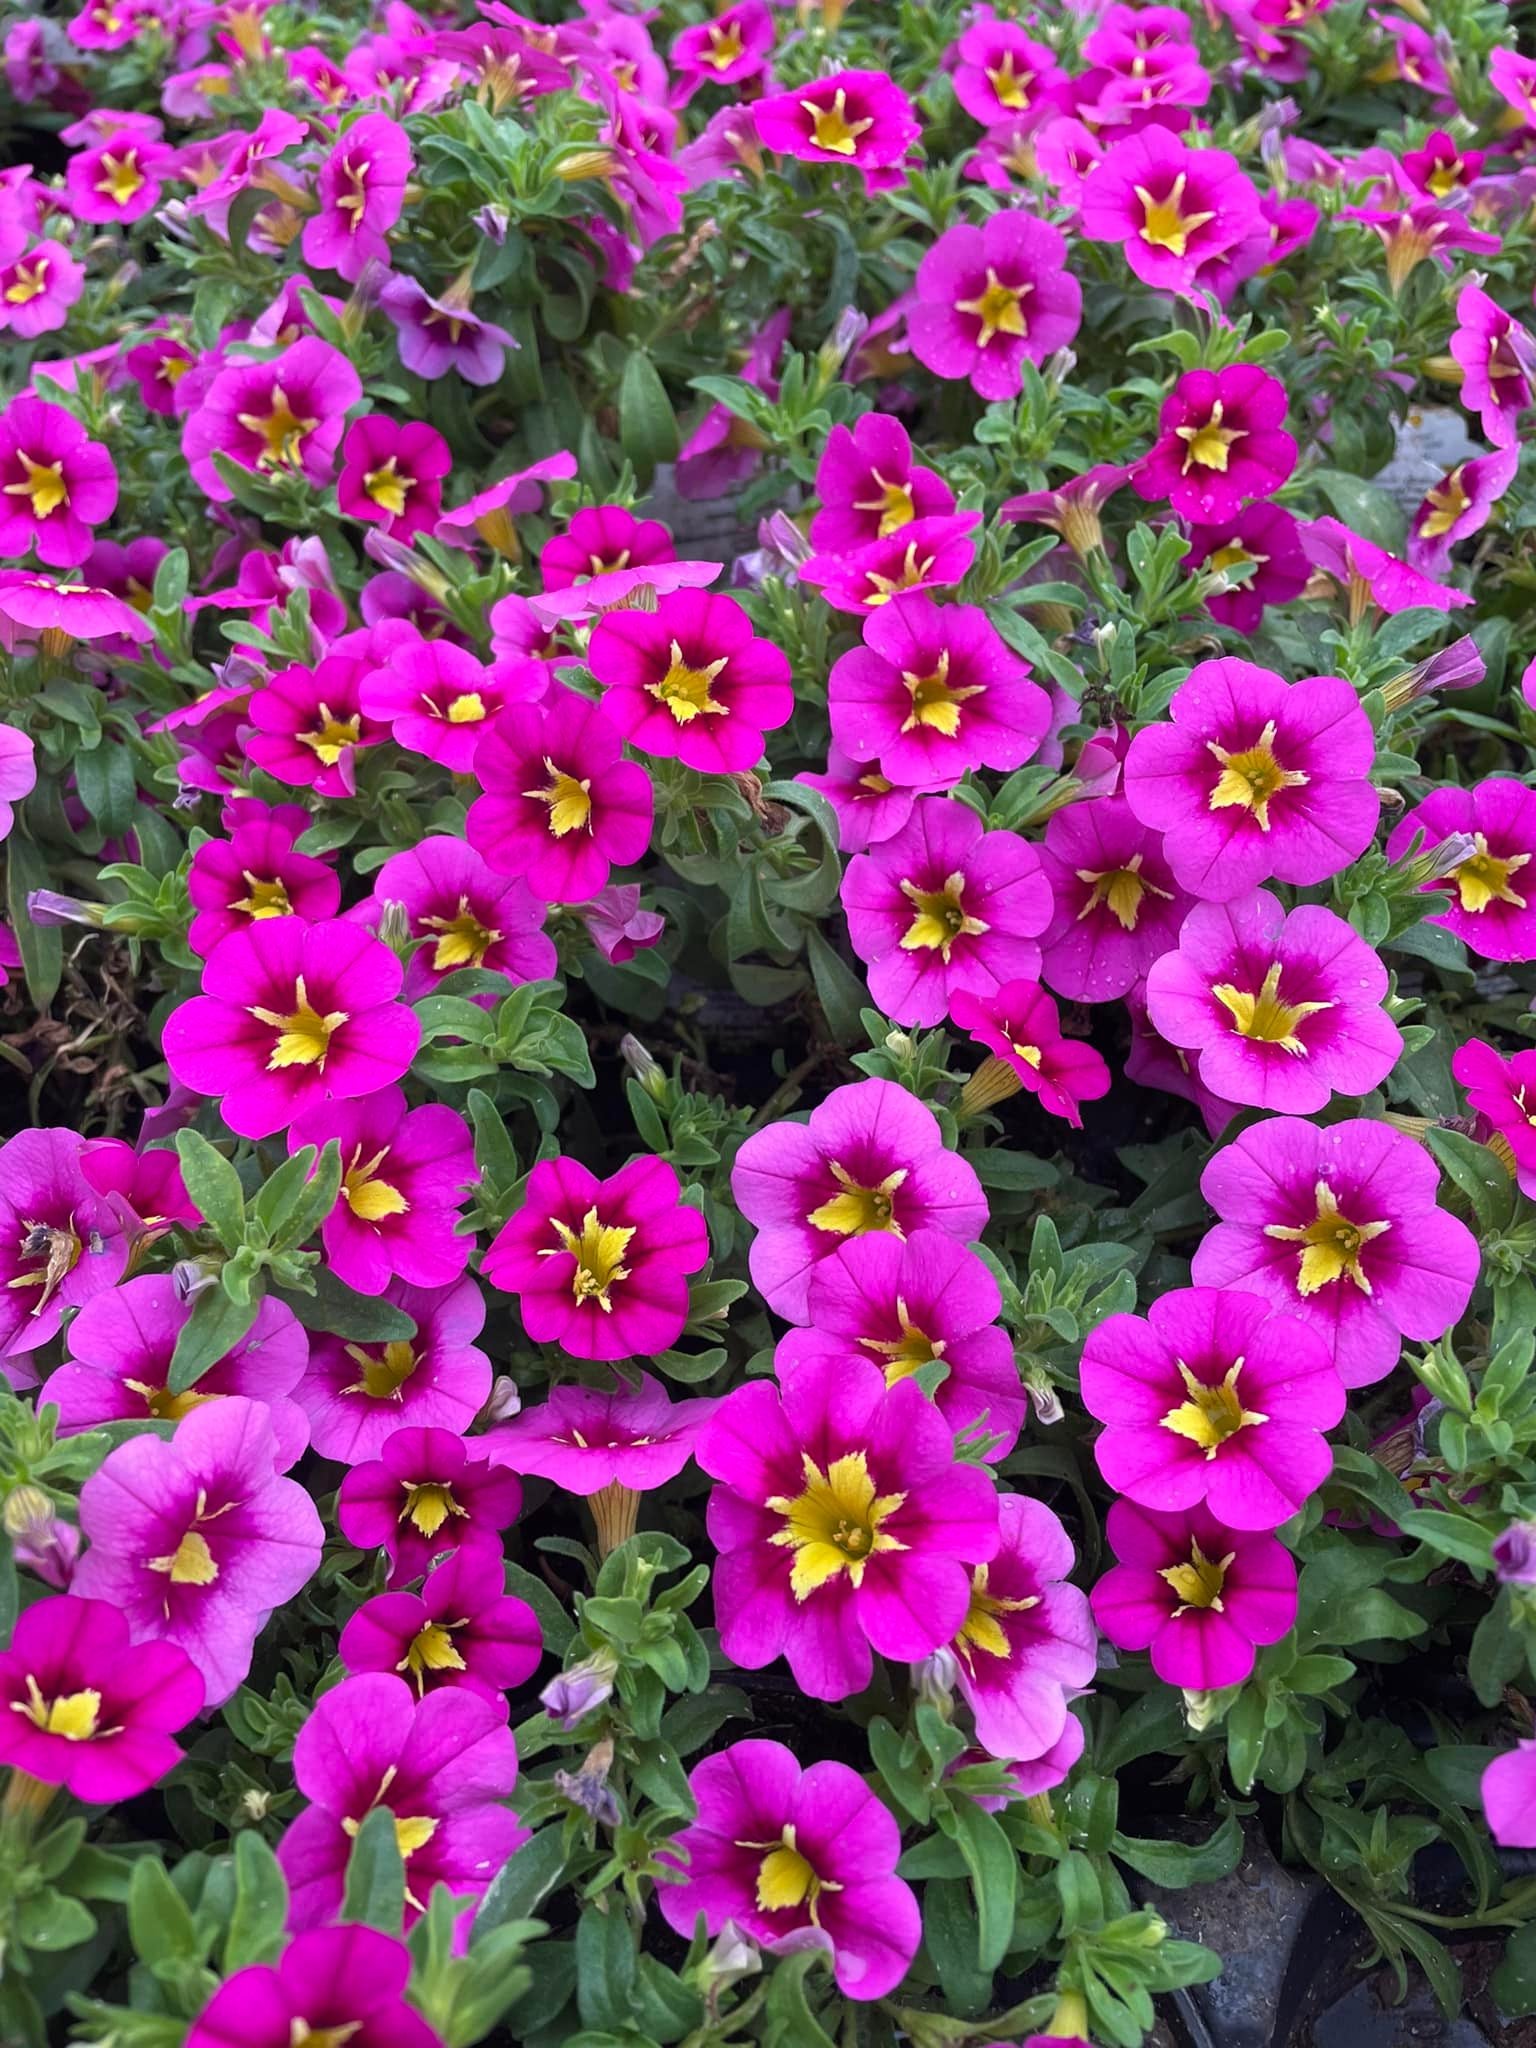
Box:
left=899, top=871, right=990, bottom=961
left=1205, top=720, right=1310, bottom=830
left=1211, top=960, right=1332, bottom=1055
left=766, top=1450, right=907, bottom=1597
left=1263, top=1178, right=1391, bottom=1294
left=1135, top=171, right=1216, bottom=256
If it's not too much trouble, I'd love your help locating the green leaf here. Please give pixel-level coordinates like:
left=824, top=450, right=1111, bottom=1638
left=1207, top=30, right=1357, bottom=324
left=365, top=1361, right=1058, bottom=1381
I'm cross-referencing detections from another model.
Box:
left=224, top=1830, right=289, bottom=1971
left=619, top=352, right=680, bottom=483
left=175, top=1131, right=246, bottom=1251
left=15, top=1890, right=95, bottom=1953
left=1397, top=1507, right=1494, bottom=1571
left=1311, top=468, right=1407, bottom=551
left=504, top=1558, right=574, bottom=1656
left=1493, top=1923, right=1536, bottom=2018
left=7, top=830, right=62, bottom=1008
left=342, top=1805, right=405, bottom=1932
left=948, top=1796, right=1017, bottom=1971
left=1110, top=1816, right=1243, bottom=1888
left=473, top=1828, right=568, bottom=1935
left=804, top=926, right=868, bottom=1047
left=128, top=1857, right=199, bottom=1967
left=1425, top=1126, right=1513, bottom=1233
left=168, top=1282, right=261, bottom=1393
left=275, top=1268, right=417, bottom=1343
left=74, top=739, right=139, bottom=838
left=575, top=1901, right=637, bottom=2032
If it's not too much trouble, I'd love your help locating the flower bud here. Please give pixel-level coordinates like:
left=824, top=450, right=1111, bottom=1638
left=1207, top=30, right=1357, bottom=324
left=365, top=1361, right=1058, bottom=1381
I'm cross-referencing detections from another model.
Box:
left=483, top=1375, right=522, bottom=1425
left=619, top=1033, right=667, bottom=1099
left=554, top=1737, right=621, bottom=1826
left=1494, top=1520, right=1536, bottom=1586
left=697, top=1921, right=761, bottom=1995
left=541, top=1648, right=620, bottom=1730
left=913, top=1646, right=959, bottom=1711
left=26, top=889, right=99, bottom=928
left=1023, top=1363, right=1065, bottom=1426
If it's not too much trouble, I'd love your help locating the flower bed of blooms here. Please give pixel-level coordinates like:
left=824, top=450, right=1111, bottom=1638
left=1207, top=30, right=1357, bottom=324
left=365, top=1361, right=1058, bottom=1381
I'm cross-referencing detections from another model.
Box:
left=7, top=0, right=1536, bottom=2043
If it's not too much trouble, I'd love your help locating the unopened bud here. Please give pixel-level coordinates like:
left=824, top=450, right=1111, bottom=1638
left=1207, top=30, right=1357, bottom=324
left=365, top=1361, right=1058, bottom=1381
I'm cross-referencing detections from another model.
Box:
left=698, top=1921, right=761, bottom=1993
left=1494, top=1520, right=1536, bottom=1585
left=3, top=1486, right=52, bottom=1542
left=483, top=1376, right=522, bottom=1425
left=913, top=1646, right=959, bottom=1711
left=240, top=1788, right=272, bottom=1820
left=376, top=899, right=414, bottom=956
left=1023, top=1364, right=1064, bottom=1426
left=619, top=1033, right=667, bottom=1099
left=1382, top=633, right=1485, bottom=710
left=817, top=305, right=868, bottom=379
left=541, top=1648, right=619, bottom=1730
left=26, top=890, right=98, bottom=928
left=171, top=1257, right=219, bottom=1303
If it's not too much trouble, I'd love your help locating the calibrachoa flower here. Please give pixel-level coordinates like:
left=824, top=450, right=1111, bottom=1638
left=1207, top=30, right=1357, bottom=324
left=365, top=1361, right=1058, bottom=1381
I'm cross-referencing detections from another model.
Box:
left=379, top=273, right=517, bottom=387
left=1036, top=794, right=1191, bottom=1003
left=278, top=1672, right=525, bottom=1929
left=1077, top=127, right=1263, bottom=293
left=1000, top=462, right=1130, bottom=557
left=540, top=505, right=675, bottom=589
left=73, top=1397, right=324, bottom=1706
left=587, top=589, right=793, bottom=775
left=295, top=1276, right=492, bottom=1465
left=827, top=595, right=1051, bottom=788
left=338, top=416, right=453, bottom=538
left=339, top=1544, right=541, bottom=1705
left=671, top=0, right=775, bottom=99
left=1122, top=657, right=1378, bottom=900
left=799, top=744, right=936, bottom=854
left=1483, top=1745, right=1536, bottom=1850
left=753, top=69, right=920, bottom=175
left=65, top=134, right=171, bottom=222
left=1090, top=1499, right=1297, bottom=1689
left=1299, top=515, right=1471, bottom=623
left=0, top=396, right=118, bottom=568
left=338, top=1426, right=523, bottom=1587
left=947, top=1493, right=1097, bottom=1763
left=1408, top=446, right=1518, bottom=572
left=1133, top=365, right=1296, bottom=523
left=1143, top=890, right=1401, bottom=1114
left=1183, top=502, right=1311, bottom=634
left=800, top=513, right=980, bottom=614
left=1192, top=1116, right=1481, bottom=1388
left=467, top=688, right=655, bottom=903
left=908, top=211, right=1082, bottom=402
left=185, top=1927, right=444, bottom=2048
left=0, top=720, right=35, bottom=840
left=0, top=1595, right=204, bottom=1803
left=302, top=113, right=412, bottom=281
left=842, top=796, right=1054, bottom=1027
left=657, top=1740, right=921, bottom=2000
left=809, top=416, right=954, bottom=556
left=1455, top=1039, right=1536, bottom=1198
left=952, top=17, right=1065, bottom=124
left=164, top=918, right=420, bottom=1142
left=775, top=1230, right=1026, bottom=1459
left=482, top=1155, right=708, bottom=1362
left=187, top=816, right=341, bottom=957
left=732, top=1076, right=988, bottom=1321
left=288, top=1087, right=477, bottom=1298
left=951, top=979, right=1112, bottom=1127
left=368, top=837, right=556, bottom=999
left=0, top=241, right=84, bottom=338
left=1450, top=284, right=1535, bottom=449
left=359, top=639, right=539, bottom=774
left=0, top=1127, right=126, bottom=1374
left=1386, top=780, right=1536, bottom=961
left=182, top=339, right=363, bottom=501
left=698, top=1358, right=1000, bottom=1701
left=247, top=654, right=388, bottom=799
left=1081, top=1287, right=1343, bottom=1529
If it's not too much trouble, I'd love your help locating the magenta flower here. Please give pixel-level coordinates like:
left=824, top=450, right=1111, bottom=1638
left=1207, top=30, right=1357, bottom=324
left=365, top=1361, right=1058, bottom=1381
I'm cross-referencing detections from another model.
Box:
left=0, top=1595, right=203, bottom=1804
left=950, top=979, right=1112, bottom=1126
left=279, top=1672, right=525, bottom=1929
left=1078, top=128, right=1263, bottom=293
left=775, top=1229, right=1025, bottom=1459
left=379, top=274, right=516, bottom=387
left=368, top=837, right=555, bottom=1000
left=246, top=653, right=390, bottom=799
left=486, top=1370, right=716, bottom=1494
left=0, top=241, right=84, bottom=339
left=1133, top=365, right=1296, bottom=523
left=340, top=1544, right=541, bottom=1706
left=295, top=1276, right=492, bottom=1466
left=186, top=1926, right=442, bottom=2048
left=1144, top=890, right=1401, bottom=1114
left=301, top=113, right=412, bottom=281
left=698, top=1359, right=999, bottom=1700
left=587, top=588, right=792, bottom=775
left=0, top=396, right=117, bottom=568
left=0, top=569, right=155, bottom=649
left=338, top=1427, right=522, bottom=1587
left=1122, top=657, right=1378, bottom=901
left=800, top=513, right=980, bottom=615
left=842, top=797, right=1054, bottom=1027
left=799, top=745, right=935, bottom=855
left=1299, top=515, right=1471, bottom=622
left=657, top=1739, right=920, bottom=1999
left=948, top=1493, right=1096, bottom=1763
left=41, top=1274, right=309, bottom=1462
left=338, top=415, right=452, bottom=538
left=1339, top=198, right=1499, bottom=295
left=65, top=134, right=172, bottom=223
left=810, top=416, right=954, bottom=557
left=0, top=1127, right=126, bottom=1374
left=540, top=505, right=675, bottom=590
left=1000, top=462, right=1131, bottom=557
left=1385, top=780, right=1536, bottom=961
left=360, top=639, right=539, bottom=774
left=482, top=1155, right=708, bottom=1362
left=1483, top=1745, right=1536, bottom=1850
left=1081, top=1287, right=1342, bottom=1530
left=288, top=1087, right=476, bottom=1298
left=952, top=18, right=1065, bottom=124
left=187, top=816, right=341, bottom=957
left=908, top=211, right=1081, bottom=402
left=732, top=1076, right=988, bottom=1321
left=163, top=917, right=420, bottom=1143
left=577, top=884, right=665, bottom=962
left=753, top=68, right=920, bottom=174
left=1455, top=1039, right=1536, bottom=1199
left=670, top=0, right=774, bottom=98
left=1193, top=1115, right=1481, bottom=1389
left=467, top=688, right=654, bottom=903
left=1450, top=284, right=1535, bottom=449
left=0, top=721, right=35, bottom=841
left=183, top=339, right=362, bottom=501
left=1037, top=793, right=1191, bottom=1002
left=1183, top=502, right=1310, bottom=634
left=827, top=595, right=1051, bottom=789
left=74, top=1397, right=324, bottom=1706
left=1090, top=1499, right=1296, bottom=1689
left=79, top=1134, right=199, bottom=1239
left=1408, top=446, right=1518, bottom=573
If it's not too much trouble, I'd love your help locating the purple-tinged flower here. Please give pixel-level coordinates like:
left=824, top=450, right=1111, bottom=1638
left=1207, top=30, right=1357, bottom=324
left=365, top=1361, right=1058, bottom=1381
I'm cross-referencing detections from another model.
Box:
left=828, top=595, right=1051, bottom=790
left=187, top=817, right=341, bottom=957
left=182, top=339, right=362, bottom=501
left=339, top=1543, right=541, bottom=1705
left=800, top=513, right=980, bottom=615
left=1184, top=501, right=1310, bottom=633
left=1450, top=283, right=1535, bottom=449
left=338, top=415, right=452, bottom=538
left=1078, top=128, right=1263, bottom=293
left=774, top=1230, right=1025, bottom=1459
left=670, top=0, right=774, bottom=100
left=1494, top=1521, right=1536, bottom=1586
left=842, top=796, right=1053, bottom=1027
left=753, top=69, right=920, bottom=175
left=0, top=1594, right=203, bottom=1803
left=482, top=1155, right=709, bottom=1362
left=698, top=1359, right=1000, bottom=1701
left=798, top=745, right=936, bottom=854
left=541, top=1650, right=618, bottom=1730
left=1483, top=1743, right=1536, bottom=1850
left=1037, top=793, right=1191, bottom=1003
left=1000, top=462, right=1131, bottom=558
left=279, top=1673, right=525, bottom=1929
left=186, top=1926, right=443, bottom=2048
left=0, top=721, right=35, bottom=840
left=359, top=638, right=539, bottom=774
left=657, top=1740, right=920, bottom=1999
left=1133, top=365, right=1296, bottom=523
left=1490, top=44, right=1536, bottom=127
left=952, top=18, right=1066, bottom=125
left=0, top=241, right=85, bottom=339
left=579, top=884, right=665, bottom=962
left=379, top=273, right=516, bottom=387
left=295, top=1276, right=492, bottom=1466
left=65, top=135, right=172, bottom=223
left=732, top=1076, right=988, bottom=1322
left=587, top=588, right=793, bottom=775
left=367, top=837, right=556, bottom=1000
left=0, top=570, right=155, bottom=649
left=1090, top=1499, right=1296, bottom=1689
left=301, top=114, right=412, bottom=281
left=1386, top=780, right=1536, bottom=962
left=908, top=211, right=1081, bottom=402
left=1144, top=889, right=1401, bottom=1114
left=1408, top=446, right=1518, bottom=573
left=809, top=416, right=954, bottom=557
left=1455, top=1039, right=1536, bottom=1199
left=0, top=396, right=117, bottom=568
left=1122, top=657, right=1378, bottom=901
left=1299, top=515, right=1471, bottom=623
left=338, top=1427, right=522, bottom=1586
left=73, top=1397, right=324, bottom=1706
left=1193, top=1115, right=1481, bottom=1389
left=0, top=1128, right=126, bottom=1376
left=485, top=1370, right=716, bottom=1494
left=951, top=979, right=1112, bottom=1127
left=540, top=505, right=675, bottom=590
left=1338, top=198, right=1498, bottom=295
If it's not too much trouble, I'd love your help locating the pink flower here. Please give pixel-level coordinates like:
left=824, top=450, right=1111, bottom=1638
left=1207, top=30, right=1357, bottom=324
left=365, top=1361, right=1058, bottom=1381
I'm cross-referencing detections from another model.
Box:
left=359, top=638, right=539, bottom=773
left=1387, top=779, right=1536, bottom=962
left=467, top=688, right=655, bottom=903
left=65, top=135, right=172, bottom=222
left=577, top=884, right=665, bottom=963
left=952, top=19, right=1065, bottom=125
left=1183, top=502, right=1310, bottom=634
left=828, top=595, right=1051, bottom=789
left=0, top=242, right=85, bottom=338
left=1036, top=793, right=1191, bottom=1002
left=0, top=570, right=154, bottom=648
left=775, top=1229, right=1026, bottom=1459
left=163, top=917, right=420, bottom=1142
left=1490, top=45, right=1536, bottom=128
left=798, top=745, right=936, bottom=854
left=1450, top=283, right=1535, bottom=449
left=301, top=113, right=412, bottom=281
left=187, top=816, right=341, bottom=957
left=436, top=453, right=578, bottom=553
left=908, top=211, right=1081, bottom=402
left=0, top=721, right=35, bottom=840
left=337, top=1427, right=522, bottom=1587
left=657, top=1739, right=921, bottom=1999
left=1408, top=446, right=1518, bottom=573
left=1455, top=1039, right=1536, bottom=1198
left=950, top=979, right=1112, bottom=1126
left=1091, top=1499, right=1296, bottom=1689
left=948, top=1493, right=1096, bottom=1762
left=340, top=1544, right=541, bottom=1705
left=1482, top=1743, right=1536, bottom=1850
left=800, top=512, right=980, bottom=614
left=294, top=1276, right=492, bottom=1465
left=587, top=588, right=792, bottom=774
left=697, top=1359, right=999, bottom=1701
left=337, top=415, right=452, bottom=537
left=1338, top=198, right=1498, bottom=295
left=185, top=1927, right=441, bottom=2048
left=1123, top=657, right=1378, bottom=901
left=842, top=796, right=1054, bottom=1027
left=539, top=505, right=675, bottom=590
left=1193, top=1115, right=1481, bottom=1389
left=0, top=1128, right=126, bottom=1375
left=1299, top=515, right=1470, bottom=620
left=732, top=1076, right=988, bottom=1321
left=676, top=309, right=788, bottom=502
left=367, top=837, right=556, bottom=999
left=379, top=274, right=516, bottom=387
left=1078, top=128, right=1263, bottom=294
left=1133, top=365, right=1296, bottom=523
left=1144, top=889, right=1402, bottom=1113
left=486, top=1371, right=717, bottom=1493
left=247, top=654, right=388, bottom=799
left=0, top=396, right=117, bottom=567
left=753, top=68, right=920, bottom=175
left=809, top=416, right=954, bottom=557
left=182, top=339, right=362, bottom=501
left=1000, top=462, right=1131, bottom=556
left=670, top=0, right=775, bottom=99
left=74, top=1397, right=324, bottom=1705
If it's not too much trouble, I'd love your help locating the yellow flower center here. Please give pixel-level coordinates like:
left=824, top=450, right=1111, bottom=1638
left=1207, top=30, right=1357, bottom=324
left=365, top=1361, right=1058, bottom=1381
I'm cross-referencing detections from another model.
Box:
left=96, top=149, right=145, bottom=205
left=4, top=257, right=49, bottom=305
left=147, top=1528, right=219, bottom=1585
left=1419, top=466, right=1470, bottom=540
left=546, top=1207, right=636, bottom=1311
left=1159, top=1537, right=1234, bottom=1614
left=523, top=759, right=594, bottom=837
left=953, top=1561, right=1038, bottom=1665
left=341, top=1805, right=438, bottom=1874
left=1135, top=172, right=1216, bottom=255
left=738, top=1824, right=843, bottom=1921
left=229, top=872, right=293, bottom=920
left=1075, top=854, right=1170, bottom=932
left=1450, top=832, right=1530, bottom=914
left=343, top=1144, right=409, bottom=1223
left=290, top=2022, right=364, bottom=2048
left=400, top=1482, right=465, bottom=1540
left=296, top=705, right=362, bottom=766
left=650, top=639, right=729, bottom=724
left=421, top=898, right=501, bottom=972
left=1206, top=720, right=1310, bottom=830
left=123, top=1378, right=218, bottom=1422
left=1211, top=960, right=1332, bottom=1055
left=14, top=1674, right=103, bottom=1741
left=985, top=49, right=1033, bottom=107
left=858, top=1294, right=944, bottom=1384
left=1176, top=397, right=1248, bottom=474
left=338, top=156, right=372, bottom=228
left=1160, top=1358, right=1268, bottom=1457
left=1264, top=1178, right=1391, bottom=1294
left=853, top=471, right=916, bottom=538
left=863, top=543, right=935, bottom=606
left=4, top=455, right=68, bottom=519
left=236, top=384, right=319, bottom=468
left=954, top=268, right=1032, bottom=348
left=702, top=18, right=745, bottom=66
left=806, top=1160, right=907, bottom=1237
left=802, top=86, right=874, bottom=155
left=365, top=457, right=414, bottom=516
left=445, top=692, right=486, bottom=725
left=899, top=870, right=989, bottom=960
left=342, top=1338, right=419, bottom=1400
left=899, top=648, right=984, bottom=736
left=1209, top=540, right=1262, bottom=576
left=766, top=1450, right=907, bottom=1597
left=249, top=974, right=349, bottom=1071
left=402, top=1620, right=467, bottom=1688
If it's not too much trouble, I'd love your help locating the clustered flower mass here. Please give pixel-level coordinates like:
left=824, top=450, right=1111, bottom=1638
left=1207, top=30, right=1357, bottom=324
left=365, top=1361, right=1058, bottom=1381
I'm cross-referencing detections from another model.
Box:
left=3, top=0, right=1536, bottom=2043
